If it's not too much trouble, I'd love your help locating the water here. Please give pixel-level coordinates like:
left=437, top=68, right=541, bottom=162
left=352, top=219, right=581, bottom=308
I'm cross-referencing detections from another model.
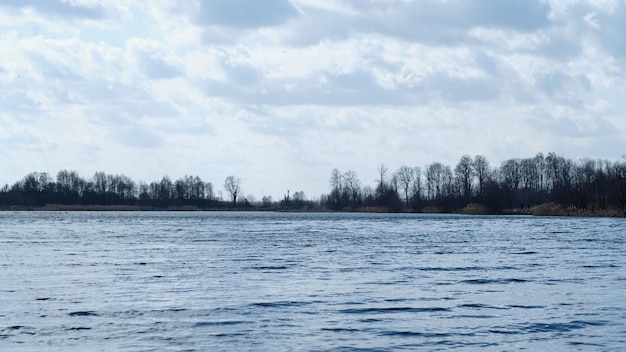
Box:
left=0, top=211, right=625, bottom=351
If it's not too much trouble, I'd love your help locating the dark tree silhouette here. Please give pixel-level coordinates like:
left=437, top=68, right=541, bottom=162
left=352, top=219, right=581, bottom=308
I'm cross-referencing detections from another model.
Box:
left=1, top=152, right=626, bottom=215
left=224, top=176, right=241, bottom=206
left=454, top=155, right=474, bottom=199
left=396, top=166, right=414, bottom=208
left=343, top=170, right=361, bottom=208
left=473, top=155, right=490, bottom=198
left=376, top=163, right=388, bottom=198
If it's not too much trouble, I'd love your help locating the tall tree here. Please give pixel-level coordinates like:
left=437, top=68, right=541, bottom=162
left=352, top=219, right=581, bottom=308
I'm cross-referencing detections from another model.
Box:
left=473, top=155, right=490, bottom=198
left=205, top=182, right=214, bottom=200
left=533, top=152, right=546, bottom=192
left=343, top=170, right=361, bottom=207
left=376, top=163, right=388, bottom=197
left=224, top=176, right=241, bottom=206
left=411, top=166, right=423, bottom=207
left=615, top=159, right=626, bottom=212
left=158, top=176, right=173, bottom=203
left=425, top=162, right=444, bottom=200
left=396, top=166, right=414, bottom=208
left=328, top=168, right=343, bottom=209
left=454, top=155, right=474, bottom=199
left=93, top=172, right=107, bottom=196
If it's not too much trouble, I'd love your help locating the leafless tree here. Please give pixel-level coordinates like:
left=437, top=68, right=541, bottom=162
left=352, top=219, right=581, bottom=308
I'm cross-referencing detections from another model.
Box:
left=377, top=163, right=388, bottom=196
left=500, top=159, right=521, bottom=191
left=330, top=169, right=342, bottom=195
left=533, top=152, right=546, bottom=192
left=454, top=155, right=474, bottom=198
left=205, top=182, right=214, bottom=200
left=224, top=176, right=241, bottom=206
left=411, top=166, right=423, bottom=204
left=425, top=162, right=444, bottom=200
left=473, top=155, right=490, bottom=197
left=343, top=170, right=361, bottom=206
left=396, top=166, right=414, bottom=208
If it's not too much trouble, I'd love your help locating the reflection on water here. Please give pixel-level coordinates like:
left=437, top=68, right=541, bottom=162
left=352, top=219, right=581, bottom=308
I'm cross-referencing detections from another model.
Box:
left=0, top=211, right=625, bottom=351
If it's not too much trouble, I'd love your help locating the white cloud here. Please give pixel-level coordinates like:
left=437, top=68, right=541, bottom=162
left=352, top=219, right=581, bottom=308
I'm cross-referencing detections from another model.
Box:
left=0, top=0, right=625, bottom=198
left=195, top=0, right=299, bottom=29
left=468, top=27, right=551, bottom=51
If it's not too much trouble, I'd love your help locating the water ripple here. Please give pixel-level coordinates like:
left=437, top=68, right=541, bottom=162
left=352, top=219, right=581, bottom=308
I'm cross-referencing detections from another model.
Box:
left=340, top=307, right=451, bottom=314
left=1, top=211, right=625, bottom=351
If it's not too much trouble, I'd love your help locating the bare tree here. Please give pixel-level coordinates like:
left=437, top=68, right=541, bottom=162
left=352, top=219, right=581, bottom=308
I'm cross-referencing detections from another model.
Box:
left=425, top=162, right=444, bottom=200
left=441, top=165, right=455, bottom=199
left=500, top=159, right=521, bottom=191
left=330, top=169, right=342, bottom=195
left=261, top=195, right=273, bottom=208
left=329, top=168, right=343, bottom=209
left=396, top=166, right=414, bottom=208
left=205, top=182, right=214, bottom=200
left=533, top=152, right=546, bottom=192
left=224, top=176, right=241, bottom=206
left=411, top=166, right=423, bottom=205
left=615, top=159, right=626, bottom=212
left=454, top=155, right=474, bottom=199
left=376, top=163, right=388, bottom=197
left=519, top=158, right=537, bottom=191
left=93, top=171, right=107, bottom=196
left=473, top=155, right=490, bottom=198
left=158, top=176, right=173, bottom=202
left=362, top=185, right=374, bottom=204
left=343, top=170, right=361, bottom=206
left=193, top=176, right=205, bottom=200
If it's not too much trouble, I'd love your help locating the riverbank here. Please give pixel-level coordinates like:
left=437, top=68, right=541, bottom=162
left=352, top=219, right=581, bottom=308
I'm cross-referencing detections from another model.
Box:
left=459, top=202, right=625, bottom=218
left=0, top=204, right=203, bottom=211
left=525, top=202, right=625, bottom=217
left=1, top=202, right=624, bottom=217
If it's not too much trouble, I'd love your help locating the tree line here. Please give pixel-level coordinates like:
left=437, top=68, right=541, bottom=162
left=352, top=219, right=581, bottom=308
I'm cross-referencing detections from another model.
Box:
left=0, top=171, right=221, bottom=208
left=0, top=169, right=314, bottom=210
left=323, top=152, right=626, bottom=215
left=1, top=152, right=625, bottom=214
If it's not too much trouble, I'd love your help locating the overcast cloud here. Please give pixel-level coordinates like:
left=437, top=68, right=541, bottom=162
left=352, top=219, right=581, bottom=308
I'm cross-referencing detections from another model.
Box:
left=1, top=0, right=625, bottom=199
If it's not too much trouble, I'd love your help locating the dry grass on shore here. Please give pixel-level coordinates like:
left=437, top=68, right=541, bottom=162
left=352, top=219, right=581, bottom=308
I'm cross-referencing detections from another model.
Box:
left=530, top=202, right=625, bottom=217
left=3, top=204, right=204, bottom=211
left=459, top=203, right=489, bottom=215
left=1, top=202, right=624, bottom=217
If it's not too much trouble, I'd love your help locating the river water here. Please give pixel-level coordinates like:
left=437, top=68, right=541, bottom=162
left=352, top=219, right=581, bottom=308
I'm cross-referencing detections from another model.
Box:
left=0, top=211, right=625, bottom=351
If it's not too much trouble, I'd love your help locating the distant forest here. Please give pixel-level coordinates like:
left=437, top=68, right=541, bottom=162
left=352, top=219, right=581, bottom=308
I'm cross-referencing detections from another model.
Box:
left=1, top=152, right=625, bottom=215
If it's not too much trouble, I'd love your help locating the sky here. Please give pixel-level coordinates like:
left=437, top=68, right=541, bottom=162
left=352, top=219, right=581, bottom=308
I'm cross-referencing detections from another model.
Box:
left=1, top=0, right=626, bottom=200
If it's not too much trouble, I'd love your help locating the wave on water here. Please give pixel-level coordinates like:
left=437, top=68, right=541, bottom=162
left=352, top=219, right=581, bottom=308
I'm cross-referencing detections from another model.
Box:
left=68, top=311, right=99, bottom=317
left=339, top=307, right=451, bottom=314
left=489, top=320, right=607, bottom=335
left=193, top=321, right=247, bottom=327
left=247, top=265, right=291, bottom=270
left=2, top=212, right=625, bottom=351
left=459, top=278, right=529, bottom=284
left=0, top=325, right=37, bottom=338
left=250, top=301, right=321, bottom=308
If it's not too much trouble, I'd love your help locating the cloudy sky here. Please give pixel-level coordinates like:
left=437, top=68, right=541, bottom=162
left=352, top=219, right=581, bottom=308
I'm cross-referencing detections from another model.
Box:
left=1, top=0, right=625, bottom=199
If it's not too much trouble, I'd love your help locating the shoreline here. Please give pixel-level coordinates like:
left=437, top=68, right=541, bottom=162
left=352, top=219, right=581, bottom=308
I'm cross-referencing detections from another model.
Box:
left=1, top=203, right=624, bottom=218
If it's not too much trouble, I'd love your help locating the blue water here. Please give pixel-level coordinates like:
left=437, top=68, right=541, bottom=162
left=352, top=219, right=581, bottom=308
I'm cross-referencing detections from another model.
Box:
left=0, top=211, right=625, bottom=351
